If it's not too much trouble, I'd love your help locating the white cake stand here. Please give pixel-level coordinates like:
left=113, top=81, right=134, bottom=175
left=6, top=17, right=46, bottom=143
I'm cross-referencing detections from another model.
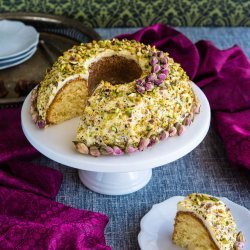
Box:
left=21, top=83, right=210, bottom=195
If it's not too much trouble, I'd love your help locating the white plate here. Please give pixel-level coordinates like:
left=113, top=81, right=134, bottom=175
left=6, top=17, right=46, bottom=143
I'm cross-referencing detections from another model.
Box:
left=21, top=83, right=210, bottom=173
left=0, top=45, right=36, bottom=63
left=0, top=20, right=39, bottom=59
left=138, top=196, right=250, bottom=250
left=0, top=46, right=37, bottom=70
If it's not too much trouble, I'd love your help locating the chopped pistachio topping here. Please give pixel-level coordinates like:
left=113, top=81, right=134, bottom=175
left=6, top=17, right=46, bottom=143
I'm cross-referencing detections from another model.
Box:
left=77, top=72, right=196, bottom=149
left=33, top=38, right=200, bottom=154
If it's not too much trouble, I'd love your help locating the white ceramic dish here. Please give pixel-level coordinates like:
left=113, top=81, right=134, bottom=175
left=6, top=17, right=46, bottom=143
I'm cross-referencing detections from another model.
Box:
left=0, top=20, right=39, bottom=59
left=138, top=196, right=250, bottom=250
left=0, top=46, right=37, bottom=70
left=0, top=45, right=36, bottom=63
left=21, top=83, right=210, bottom=195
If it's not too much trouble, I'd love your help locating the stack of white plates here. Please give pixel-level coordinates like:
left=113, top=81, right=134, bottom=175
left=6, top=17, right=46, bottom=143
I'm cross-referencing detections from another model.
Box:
left=0, top=20, right=39, bottom=70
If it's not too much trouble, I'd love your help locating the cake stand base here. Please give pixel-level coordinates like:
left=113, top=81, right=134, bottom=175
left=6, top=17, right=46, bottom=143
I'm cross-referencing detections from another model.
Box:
left=78, top=169, right=152, bottom=195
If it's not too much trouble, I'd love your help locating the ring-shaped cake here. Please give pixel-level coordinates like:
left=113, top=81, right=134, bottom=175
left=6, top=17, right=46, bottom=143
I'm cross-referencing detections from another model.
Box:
left=30, top=39, right=200, bottom=156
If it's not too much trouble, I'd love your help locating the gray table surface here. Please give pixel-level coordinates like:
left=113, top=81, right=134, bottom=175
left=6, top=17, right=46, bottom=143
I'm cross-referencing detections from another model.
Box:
left=33, top=28, right=250, bottom=250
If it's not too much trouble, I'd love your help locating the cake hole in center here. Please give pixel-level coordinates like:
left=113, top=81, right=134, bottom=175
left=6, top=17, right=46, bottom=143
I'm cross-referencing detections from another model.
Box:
left=88, top=55, right=142, bottom=93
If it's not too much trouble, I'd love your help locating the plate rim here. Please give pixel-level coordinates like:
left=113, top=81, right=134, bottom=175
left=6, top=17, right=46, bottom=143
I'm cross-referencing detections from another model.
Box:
left=0, top=46, right=37, bottom=65
left=0, top=45, right=37, bottom=63
left=0, top=46, right=37, bottom=70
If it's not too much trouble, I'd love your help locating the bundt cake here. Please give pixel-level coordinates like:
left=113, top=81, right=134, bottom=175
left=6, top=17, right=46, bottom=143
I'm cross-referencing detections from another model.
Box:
left=172, top=193, right=246, bottom=250
left=30, top=39, right=200, bottom=156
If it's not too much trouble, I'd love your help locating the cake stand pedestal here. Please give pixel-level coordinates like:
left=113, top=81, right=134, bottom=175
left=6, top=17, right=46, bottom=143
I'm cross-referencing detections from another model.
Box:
left=78, top=170, right=152, bottom=195
left=21, top=83, right=210, bottom=195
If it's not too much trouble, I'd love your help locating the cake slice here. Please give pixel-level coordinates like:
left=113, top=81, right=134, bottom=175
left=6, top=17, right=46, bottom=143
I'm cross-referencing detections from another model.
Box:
left=172, top=193, right=245, bottom=250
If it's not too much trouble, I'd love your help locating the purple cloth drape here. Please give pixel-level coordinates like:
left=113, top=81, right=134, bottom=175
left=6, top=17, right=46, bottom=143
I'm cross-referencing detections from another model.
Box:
left=117, top=24, right=250, bottom=170
left=0, top=108, right=110, bottom=250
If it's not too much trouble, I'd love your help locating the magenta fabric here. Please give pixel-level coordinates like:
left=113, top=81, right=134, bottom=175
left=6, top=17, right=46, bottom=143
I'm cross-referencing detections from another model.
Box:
left=117, top=24, right=250, bottom=170
left=0, top=108, right=110, bottom=250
